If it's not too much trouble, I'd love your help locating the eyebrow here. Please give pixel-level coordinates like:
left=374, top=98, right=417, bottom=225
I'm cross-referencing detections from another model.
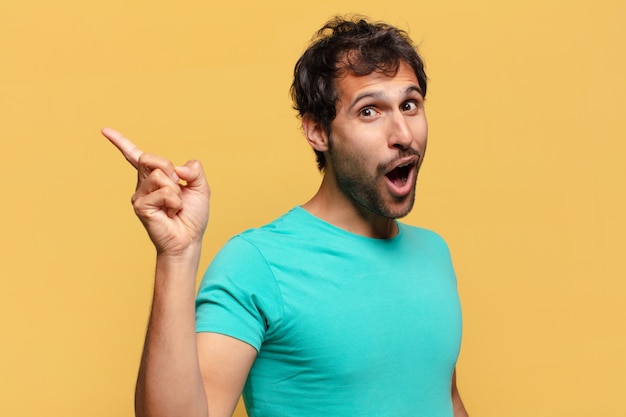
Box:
left=347, top=85, right=423, bottom=111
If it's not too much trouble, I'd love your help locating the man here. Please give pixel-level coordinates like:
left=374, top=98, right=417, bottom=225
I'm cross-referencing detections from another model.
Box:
left=104, top=16, right=468, bottom=417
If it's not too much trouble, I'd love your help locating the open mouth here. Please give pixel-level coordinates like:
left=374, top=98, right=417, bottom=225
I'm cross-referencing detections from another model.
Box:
left=385, top=163, right=413, bottom=186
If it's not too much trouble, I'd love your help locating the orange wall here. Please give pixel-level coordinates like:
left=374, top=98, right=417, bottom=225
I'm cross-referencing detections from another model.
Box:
left=1, top=1, right=624, bottom=416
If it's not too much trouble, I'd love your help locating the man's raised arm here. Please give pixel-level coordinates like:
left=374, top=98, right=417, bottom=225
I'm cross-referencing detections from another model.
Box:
left=102, top=128, right=256, bottom=417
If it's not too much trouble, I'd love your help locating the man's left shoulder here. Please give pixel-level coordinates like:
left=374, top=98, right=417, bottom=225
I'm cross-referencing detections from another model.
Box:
left=399, top=222, right=448, bottom=243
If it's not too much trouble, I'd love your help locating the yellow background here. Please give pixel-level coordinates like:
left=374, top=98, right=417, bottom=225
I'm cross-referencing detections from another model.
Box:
left=1, top=1, right=624, bottom=416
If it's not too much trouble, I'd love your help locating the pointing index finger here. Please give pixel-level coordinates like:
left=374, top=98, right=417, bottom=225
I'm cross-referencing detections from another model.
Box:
left=101, top=127, right=143, bottom=169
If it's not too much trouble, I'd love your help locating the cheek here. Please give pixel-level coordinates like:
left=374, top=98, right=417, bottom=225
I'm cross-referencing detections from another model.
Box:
left=415, top=120, right=428, bottom=149
left=332, top=126, right=377, bottom=155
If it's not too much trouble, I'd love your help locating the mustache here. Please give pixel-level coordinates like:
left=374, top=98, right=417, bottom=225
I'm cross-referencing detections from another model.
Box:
left=378, top=149, right=422, bottom=173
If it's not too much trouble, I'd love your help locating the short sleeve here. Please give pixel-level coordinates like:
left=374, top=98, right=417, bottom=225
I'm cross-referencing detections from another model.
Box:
left=195, top=236, right=283, bottom=351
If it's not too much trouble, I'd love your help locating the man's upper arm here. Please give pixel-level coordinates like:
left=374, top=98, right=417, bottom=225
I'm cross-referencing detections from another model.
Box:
left=197, top=332, right=257, bottom=417
left=451, top=368, right=469, bottom=417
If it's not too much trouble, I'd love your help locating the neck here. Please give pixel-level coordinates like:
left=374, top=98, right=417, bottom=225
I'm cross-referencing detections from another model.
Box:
left=302, top=175, right=399, bottom=239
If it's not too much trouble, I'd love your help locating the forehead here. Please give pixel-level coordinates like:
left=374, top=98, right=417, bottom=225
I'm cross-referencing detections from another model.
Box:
left=335, top=61, right=421, bottom=106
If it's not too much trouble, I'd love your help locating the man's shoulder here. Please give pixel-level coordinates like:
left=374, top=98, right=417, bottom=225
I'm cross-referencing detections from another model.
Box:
left=236, top=206, right=308, bottom=239
left=218, top=206, right=316, bottom=255
left=397, top=222, right=451, bottom=253
left=398, top=222, right=445, bottom=240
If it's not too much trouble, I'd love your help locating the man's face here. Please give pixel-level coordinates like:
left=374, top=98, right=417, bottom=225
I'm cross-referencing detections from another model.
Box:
left=326, top=61, right=428, bottom=219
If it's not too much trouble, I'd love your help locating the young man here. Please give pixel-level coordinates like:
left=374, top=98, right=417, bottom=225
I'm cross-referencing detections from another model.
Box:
left=104, top=16, right=468, bottom=417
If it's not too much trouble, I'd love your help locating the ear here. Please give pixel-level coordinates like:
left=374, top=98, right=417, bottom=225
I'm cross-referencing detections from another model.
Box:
left=302, top=114, right=329, bottom=152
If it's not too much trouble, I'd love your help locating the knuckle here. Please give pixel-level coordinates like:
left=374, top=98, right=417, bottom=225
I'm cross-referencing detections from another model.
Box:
left=138, top=153, right=175, bottom=171
left=149, top=169, right=162, bottom=179
left=188, top=159, right=203, bottom=170
left=137, top=153, right=150, bottom=167
left=131, top=197, right=143, bottom=214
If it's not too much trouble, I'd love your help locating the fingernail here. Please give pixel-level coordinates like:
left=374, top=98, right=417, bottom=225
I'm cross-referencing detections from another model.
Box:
left=172, top=172, right=180, bottom=182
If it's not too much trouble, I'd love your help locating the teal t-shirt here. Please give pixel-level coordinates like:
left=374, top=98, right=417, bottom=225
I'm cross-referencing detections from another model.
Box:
left=196, top=207, right=462, bottom=417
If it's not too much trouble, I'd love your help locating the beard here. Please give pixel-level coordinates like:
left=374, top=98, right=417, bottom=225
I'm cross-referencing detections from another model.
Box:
left=327, top=136, right=421, bottom=220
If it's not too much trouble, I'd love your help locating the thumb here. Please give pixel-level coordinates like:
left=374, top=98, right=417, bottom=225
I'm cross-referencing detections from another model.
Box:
left=175, top=160, right=209, bottom=191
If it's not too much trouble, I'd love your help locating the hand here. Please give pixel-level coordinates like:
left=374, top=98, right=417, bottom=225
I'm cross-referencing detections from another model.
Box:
left=102, top=127, right=210, bottom=256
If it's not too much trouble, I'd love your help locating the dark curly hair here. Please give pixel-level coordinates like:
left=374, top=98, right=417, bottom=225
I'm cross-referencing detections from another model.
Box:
left=291, top=16, right=428, bottom=170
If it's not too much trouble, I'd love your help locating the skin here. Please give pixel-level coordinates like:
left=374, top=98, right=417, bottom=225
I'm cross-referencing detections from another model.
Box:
left=302, top=61, right=428, bottom=239
left=103, top=60, right=468, bottom=417
left=452, top=369, right=470, bottom=417
left=102, top=128, right=255, bottom=417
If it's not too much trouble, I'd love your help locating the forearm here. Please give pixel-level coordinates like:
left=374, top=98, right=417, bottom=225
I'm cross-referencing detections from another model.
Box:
left=103, top=128, right=212, bottom=416
left=135, top=246, right=208, bottom=417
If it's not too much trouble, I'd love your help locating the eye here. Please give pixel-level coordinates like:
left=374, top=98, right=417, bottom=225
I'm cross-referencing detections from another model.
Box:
left=401, top=100, right=419, bottom=113
left=359, top=107, right=378, bottom=118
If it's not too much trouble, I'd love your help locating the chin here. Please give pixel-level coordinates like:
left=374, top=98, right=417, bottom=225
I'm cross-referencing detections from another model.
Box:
left=385, top=207, right=413, bottom=220
left=378, top=198, right=415, bottom=220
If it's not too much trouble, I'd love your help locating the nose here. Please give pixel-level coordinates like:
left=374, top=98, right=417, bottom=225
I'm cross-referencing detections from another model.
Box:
left=388, top=110, right=413, bottom=149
